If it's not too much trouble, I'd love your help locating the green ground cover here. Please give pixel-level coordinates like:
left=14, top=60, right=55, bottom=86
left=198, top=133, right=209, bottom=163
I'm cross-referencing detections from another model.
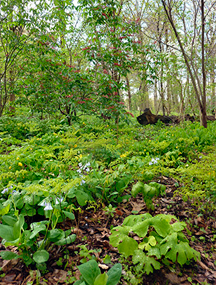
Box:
left=0, top=114, right=215, bottom=284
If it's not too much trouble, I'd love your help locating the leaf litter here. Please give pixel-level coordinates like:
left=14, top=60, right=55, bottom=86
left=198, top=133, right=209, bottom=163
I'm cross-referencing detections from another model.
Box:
left=0, top=176, right=215, bottom=285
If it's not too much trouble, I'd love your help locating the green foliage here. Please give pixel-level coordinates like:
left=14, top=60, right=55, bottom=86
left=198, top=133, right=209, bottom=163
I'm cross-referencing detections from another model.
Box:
left=132, top=181, right=166, bottom=210
left=1, top=114, right=215, bottom=277
left=74, top=260, right=122, bottom=285
left=110, top=214, right=200, bottom=275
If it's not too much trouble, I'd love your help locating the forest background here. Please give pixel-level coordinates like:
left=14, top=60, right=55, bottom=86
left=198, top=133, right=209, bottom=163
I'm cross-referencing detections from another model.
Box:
left=0, top=0, right=216, bottom=125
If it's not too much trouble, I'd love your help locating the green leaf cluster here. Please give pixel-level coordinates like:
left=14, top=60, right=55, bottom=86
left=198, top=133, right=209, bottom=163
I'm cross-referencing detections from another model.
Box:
left=110, top=213, right=200, bottom=275
left=74, top=260, right=122, bottom=285
left=132, top=181, right=166, bottom=210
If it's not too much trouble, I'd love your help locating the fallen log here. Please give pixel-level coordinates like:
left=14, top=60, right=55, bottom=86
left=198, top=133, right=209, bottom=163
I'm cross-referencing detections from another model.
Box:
left=137, top=108, right=195, bottom=126
left=137, top=108, right=172, bottom=125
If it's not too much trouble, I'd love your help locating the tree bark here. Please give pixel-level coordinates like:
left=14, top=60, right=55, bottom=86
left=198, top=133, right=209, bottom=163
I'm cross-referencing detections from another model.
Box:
left=161, top=0, right=207, bottom=127
left=126, top=76, right=132, bottom=110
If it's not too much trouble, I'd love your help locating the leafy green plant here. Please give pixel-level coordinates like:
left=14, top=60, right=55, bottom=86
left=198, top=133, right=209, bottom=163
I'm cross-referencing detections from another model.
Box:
left=77, top=245, right=98, bottom=263
left=109, top=213, right=200, bottom=275
left=132, top=181, right=166, bottom=210
left=74, top=260, right=122, bottom=285
left=0, top=189, right=76, bottom=269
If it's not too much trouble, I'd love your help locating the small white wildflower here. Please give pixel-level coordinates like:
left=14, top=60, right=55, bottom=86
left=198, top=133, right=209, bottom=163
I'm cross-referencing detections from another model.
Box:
left=85, top=167, right=90, bottom=172
left=1, top=188, right=8, bottom=194
left=39, top=200, right=47, bottom=207
left=199, top=156, right=202, bottom=159
left=78, top=163, right=83, bottom=168
left=81, top=180, right=86, bottom=185
left=55, top=197, right=63, bottom=204
left=149, top=157, right=159, bottom=166
left=85, top=162, right=90, bottom=167
left=77, top=169, right=82, bottom=173
left=44, top=203, right=53, bottom=211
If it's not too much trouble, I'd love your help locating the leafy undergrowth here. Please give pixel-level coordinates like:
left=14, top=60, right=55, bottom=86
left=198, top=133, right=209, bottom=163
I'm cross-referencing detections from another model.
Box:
left=0, top=114, right=215, bottom=284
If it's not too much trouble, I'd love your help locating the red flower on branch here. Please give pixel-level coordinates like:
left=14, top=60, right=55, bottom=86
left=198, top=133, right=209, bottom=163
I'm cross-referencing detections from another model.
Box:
left=82, top=46, right=91, bottom=51
left=126, top=112, right=134, bottom=117
left=102, top=13, right=108, bottom=19
left=114, top=63, right=121, bottom=66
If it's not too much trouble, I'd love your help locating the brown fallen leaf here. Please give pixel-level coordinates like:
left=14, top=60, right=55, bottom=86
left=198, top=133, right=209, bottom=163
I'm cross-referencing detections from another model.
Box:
left=165, top=272, right=181, bottom=284
left=1, top=259, right=18, bottom=273
left=130, top=200, right=145, bottom=213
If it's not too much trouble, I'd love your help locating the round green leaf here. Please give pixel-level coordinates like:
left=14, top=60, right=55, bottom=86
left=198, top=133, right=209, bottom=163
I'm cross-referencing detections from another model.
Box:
left=33, top=250, right=49, bottom=264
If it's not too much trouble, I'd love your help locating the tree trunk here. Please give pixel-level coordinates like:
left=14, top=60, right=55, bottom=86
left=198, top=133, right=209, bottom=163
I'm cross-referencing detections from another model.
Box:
left=161, top=0, right=207, bottom=127
left=154, top=78, right=158, bottom=112
left=126, top=76, right=132, bottom=110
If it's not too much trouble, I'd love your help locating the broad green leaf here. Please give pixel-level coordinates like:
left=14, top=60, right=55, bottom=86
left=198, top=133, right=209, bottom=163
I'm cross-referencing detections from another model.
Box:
left=131, top=181, right=144, bottom=197
left=165, top=241, right=200, bottom=266
left=109, top=226, right=131, bottom=247
left=0, top=251, right=20, bottom=260
left=132, top=249, right=146, bottom=272
left=148, top=247, right=161, bottom=259
left=30, top=222, right=47, bottom=239
left=143, top=256, right=161, bottom=274
left=123, top=213, right=152, bottom=226
left=74, top=282, right=85, bottom=285
left=132, top=220, right=151, bottom=237
left=78, top=260, right=101, bottom=285
left=2, top=215, right=17, bottom=226
left=0, top=224, right=16, bottom=241
left=171, top=221, right=186, bottom=232
left=151, top=217, right=171, bottom=237
left=47, top=229, right=64, bottom=242
left=116, top=180, right=125, bottom=192
left=76, top=190, right=89, bottom=206
left=63, top=210, right=75, bottom=220
left=12, top=215, right=24, bottom=240
left=143, top=184, right=152, bottom=195
left=117, top=236, right=138, bottom=257
left=94, top=273, right=108, bottom=285
left=160, top=233, right=178, bottom=256
left=55, top=234, right=76, bottom=246
left=0, top=204, right=10, bottom=216
left=142, top=171, right=154, bottom=182
left=33, top=250, right=49, bottom=263
left=139, top=236, right=156, bottom=251
left=132, top=250, right=161, bottom=275
left=107, top=263, right=122, bottom=285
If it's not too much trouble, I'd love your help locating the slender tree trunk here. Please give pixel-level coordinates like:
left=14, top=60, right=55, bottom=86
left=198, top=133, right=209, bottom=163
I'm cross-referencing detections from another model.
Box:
left=210, top=71, right=216, bottom=115
left=126, top=76, right=132, bottom=110
left=161, top=0, right=207, bottom=127
left=9, top=69, right=15, bottom=116
left=154, top=78, right=158, bottom=112
left=200, top=0, right=207, bottom=127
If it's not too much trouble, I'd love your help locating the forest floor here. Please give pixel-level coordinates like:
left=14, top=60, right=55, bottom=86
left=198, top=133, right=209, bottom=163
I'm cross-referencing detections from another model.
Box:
left=0, top=176, right=215, bottom=285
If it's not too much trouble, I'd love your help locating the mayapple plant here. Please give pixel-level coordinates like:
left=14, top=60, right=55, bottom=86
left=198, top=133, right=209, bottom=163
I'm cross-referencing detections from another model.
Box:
left=110, top=213, right=200, bottom=275
left=132, top=181, right=166, bottom=210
